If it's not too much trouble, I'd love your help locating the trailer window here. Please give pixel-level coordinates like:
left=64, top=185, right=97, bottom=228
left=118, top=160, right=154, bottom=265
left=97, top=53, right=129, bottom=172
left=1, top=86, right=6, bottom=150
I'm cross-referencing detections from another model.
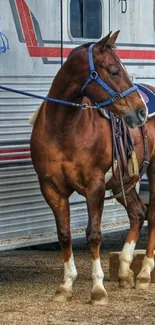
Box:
left=70, top=0, right=102, bottom=39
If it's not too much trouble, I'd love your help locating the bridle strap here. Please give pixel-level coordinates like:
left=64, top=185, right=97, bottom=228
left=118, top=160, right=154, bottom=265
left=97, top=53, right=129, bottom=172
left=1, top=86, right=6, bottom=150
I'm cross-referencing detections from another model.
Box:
left=82, top=43, right=138, bottom=108
left=82, top=44, right=116, bottom=97
left=97, top=85, right=138, bottom=108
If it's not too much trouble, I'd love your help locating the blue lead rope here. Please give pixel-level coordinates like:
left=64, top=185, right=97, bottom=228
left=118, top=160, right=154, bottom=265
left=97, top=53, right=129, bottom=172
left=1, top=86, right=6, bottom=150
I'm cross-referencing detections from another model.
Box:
left=0, top=85, right=85, bottom=109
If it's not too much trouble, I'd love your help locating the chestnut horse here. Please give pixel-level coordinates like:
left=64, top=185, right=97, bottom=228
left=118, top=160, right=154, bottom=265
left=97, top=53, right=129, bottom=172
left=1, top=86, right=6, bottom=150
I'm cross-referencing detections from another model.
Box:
left=30, top=31, right=148, bottom=305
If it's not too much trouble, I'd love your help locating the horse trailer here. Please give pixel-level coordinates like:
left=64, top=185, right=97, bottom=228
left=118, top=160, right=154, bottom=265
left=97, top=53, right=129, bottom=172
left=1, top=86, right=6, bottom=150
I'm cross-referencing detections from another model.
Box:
left=0, top=0, right=154, bottom=251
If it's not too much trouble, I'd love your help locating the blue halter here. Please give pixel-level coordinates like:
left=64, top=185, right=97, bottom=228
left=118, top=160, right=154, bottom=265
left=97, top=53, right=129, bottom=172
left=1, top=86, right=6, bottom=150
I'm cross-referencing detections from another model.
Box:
left=82, top=43, right=138, bottom=108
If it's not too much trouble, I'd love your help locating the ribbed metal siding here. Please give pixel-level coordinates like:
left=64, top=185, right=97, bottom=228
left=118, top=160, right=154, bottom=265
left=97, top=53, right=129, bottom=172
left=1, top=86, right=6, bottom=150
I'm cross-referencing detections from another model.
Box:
left=0, top=75, right=128, bottom=250
left=0, top=163, right=127, bottom=240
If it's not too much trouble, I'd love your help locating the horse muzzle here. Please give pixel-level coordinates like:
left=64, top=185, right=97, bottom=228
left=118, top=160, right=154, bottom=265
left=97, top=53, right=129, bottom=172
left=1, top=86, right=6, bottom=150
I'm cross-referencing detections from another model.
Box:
left=123, top=107, right=147, bottom=128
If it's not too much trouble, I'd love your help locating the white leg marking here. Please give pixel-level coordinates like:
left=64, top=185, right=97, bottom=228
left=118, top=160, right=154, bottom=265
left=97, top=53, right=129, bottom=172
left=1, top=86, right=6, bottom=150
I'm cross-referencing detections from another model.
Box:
left=138, top=256, right=154, bottom=279
left=63, top=254, right=77, bottom=290
left=119, top=241, right=136, bottom=277
left=92, top=258, right=104, bottom=288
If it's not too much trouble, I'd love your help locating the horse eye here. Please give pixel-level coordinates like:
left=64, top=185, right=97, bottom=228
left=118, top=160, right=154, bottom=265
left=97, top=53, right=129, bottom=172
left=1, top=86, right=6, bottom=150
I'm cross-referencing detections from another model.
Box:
left=110, top=71, right=119, bottom=77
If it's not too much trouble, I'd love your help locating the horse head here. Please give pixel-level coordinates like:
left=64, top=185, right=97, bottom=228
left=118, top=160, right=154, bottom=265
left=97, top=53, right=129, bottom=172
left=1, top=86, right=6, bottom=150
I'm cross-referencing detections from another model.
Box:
left=67, top=31, right=147, bottom=128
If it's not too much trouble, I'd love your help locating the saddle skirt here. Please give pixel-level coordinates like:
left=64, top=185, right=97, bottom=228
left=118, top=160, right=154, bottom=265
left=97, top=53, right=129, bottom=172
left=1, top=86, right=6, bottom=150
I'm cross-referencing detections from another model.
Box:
left=135, top=83, right=155, bottom=118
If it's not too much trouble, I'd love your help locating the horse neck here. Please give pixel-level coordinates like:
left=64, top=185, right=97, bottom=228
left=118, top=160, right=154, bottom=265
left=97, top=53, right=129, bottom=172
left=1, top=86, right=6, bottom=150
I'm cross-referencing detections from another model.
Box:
left=44, top=63, right=93, bottom=126
left=49, top=63, right=81, bottom=108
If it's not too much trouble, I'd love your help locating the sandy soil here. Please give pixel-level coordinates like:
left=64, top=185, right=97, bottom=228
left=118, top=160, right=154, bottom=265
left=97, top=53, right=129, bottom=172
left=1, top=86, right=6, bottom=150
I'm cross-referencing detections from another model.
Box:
left=0, top=228, right=155, bottom=325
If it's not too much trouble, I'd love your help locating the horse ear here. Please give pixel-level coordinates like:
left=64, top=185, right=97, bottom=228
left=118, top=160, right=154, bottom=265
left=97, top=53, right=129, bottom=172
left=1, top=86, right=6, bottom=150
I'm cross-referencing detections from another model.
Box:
left=95, top=30, right=120, bottom=52
left=95, top=31, right=112, bottom=52
left=108, top=30, right=120, bottom=47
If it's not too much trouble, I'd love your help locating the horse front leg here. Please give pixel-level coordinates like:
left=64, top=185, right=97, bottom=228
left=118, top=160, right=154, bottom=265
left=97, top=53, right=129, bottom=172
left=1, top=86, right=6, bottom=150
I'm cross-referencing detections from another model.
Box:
left=115, top=188, right=146, bottom=289
left=39, top=178, right=77, bottom=302
left=86, top=176, right=108, bottom=305
left=136, top=160, right=155, bottom=289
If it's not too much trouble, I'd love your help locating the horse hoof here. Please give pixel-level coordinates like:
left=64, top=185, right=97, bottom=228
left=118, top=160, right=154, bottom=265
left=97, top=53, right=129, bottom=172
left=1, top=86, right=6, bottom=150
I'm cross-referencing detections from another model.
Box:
left=119, top=270, right=134, bottom=289
left=53, top=286, right=72, bottom=302
left=135, top=278, right=151, bottom=290
left=119, top=277, right=134, bottom=289
left=90, top=285, right=108, bottom=306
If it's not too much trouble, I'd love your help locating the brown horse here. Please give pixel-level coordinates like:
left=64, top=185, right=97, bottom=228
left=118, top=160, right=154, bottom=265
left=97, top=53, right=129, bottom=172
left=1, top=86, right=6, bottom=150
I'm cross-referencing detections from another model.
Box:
left=30, top=31, right=148, bottom=305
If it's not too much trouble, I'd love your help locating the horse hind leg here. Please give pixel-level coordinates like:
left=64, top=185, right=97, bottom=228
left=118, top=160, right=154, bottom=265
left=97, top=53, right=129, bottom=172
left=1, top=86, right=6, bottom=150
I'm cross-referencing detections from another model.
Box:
left=39, top=178, right=77, bottom=302
left=114, top=187, right=146, bottom=289
left=86, top=176, right=108, bottom=305
left=136, top=159, right=155, bottom=290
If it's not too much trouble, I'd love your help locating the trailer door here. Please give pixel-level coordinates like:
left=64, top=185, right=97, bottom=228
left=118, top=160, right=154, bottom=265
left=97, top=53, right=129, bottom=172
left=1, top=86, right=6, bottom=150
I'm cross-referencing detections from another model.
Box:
left=109, top=0, right=154, bottom=44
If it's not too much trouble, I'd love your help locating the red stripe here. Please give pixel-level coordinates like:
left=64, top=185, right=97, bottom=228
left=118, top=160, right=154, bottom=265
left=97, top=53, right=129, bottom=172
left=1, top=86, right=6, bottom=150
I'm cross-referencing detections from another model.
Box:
left=0, top=155, right=31, bottom=161
left=16, top=0, right=37, bottom=48
left=0, top=148, right=30, bottom=154
left=116, top=49, right=155, bottom=60
left=0, top=148, right=30, bottom=161
left=29, top=46, right=155, bottom=60
left=28, top=47, right=67, bottom=58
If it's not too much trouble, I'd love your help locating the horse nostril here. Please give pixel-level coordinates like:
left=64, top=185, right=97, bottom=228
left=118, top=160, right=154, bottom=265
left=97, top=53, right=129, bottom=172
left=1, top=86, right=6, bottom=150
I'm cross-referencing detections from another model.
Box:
left=124, top=115, right=132, bottom=127
left=137, top=108, right=146, bottom=122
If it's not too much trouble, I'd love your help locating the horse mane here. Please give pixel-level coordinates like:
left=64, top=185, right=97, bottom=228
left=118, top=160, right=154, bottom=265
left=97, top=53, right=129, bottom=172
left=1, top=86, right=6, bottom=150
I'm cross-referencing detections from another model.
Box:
left=67, top=42, right=93, bottom=59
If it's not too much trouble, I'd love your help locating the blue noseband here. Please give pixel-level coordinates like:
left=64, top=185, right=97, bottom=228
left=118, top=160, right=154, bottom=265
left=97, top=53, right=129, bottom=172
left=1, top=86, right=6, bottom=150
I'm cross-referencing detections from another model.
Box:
left=82, top=43, right=138, bottom=108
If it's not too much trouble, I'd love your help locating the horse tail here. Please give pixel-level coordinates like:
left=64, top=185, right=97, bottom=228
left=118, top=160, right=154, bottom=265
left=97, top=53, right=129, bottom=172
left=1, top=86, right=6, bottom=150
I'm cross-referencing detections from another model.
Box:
left=28, top=106, right=40, bottom=125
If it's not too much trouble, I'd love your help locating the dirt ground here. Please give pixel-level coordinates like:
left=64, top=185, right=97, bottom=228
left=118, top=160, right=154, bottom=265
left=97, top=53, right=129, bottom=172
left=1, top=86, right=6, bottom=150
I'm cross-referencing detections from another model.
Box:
left=0, top=228, right=155, bottom=325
